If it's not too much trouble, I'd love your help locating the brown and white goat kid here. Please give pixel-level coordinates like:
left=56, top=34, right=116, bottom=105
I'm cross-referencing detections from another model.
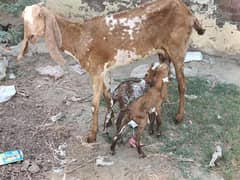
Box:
left=111, top=63, right=169, bottom=158
left=17, top=0, right=205, bottom=142
left=104, top=62, right=164, bottom=135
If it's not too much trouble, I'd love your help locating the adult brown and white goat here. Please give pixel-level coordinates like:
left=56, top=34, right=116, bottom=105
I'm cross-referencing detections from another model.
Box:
left=110, top=63, right=169, bottom=158
left=17, top=0, right=205, bottom=142
left=104, top=62, right=164, bottom=135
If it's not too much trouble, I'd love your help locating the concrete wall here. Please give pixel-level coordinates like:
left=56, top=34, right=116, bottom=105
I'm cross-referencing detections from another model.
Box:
left=46, top=0, right=240, bottom=56
left=185, top=0, right=240, bottom=56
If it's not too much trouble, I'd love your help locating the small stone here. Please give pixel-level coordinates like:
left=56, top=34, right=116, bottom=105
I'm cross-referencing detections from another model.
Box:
left=35, top=65, right=64, bottom=80
left=50, top=112, right=65, bottom=122
left=21, top=159, right=31, bottom=171
left=28, top=162, right=40, bottom=174
left=8, top=73, right=16, bottom=80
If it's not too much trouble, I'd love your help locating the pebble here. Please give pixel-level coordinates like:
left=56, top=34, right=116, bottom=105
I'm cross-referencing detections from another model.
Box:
left=28, top=162, right=40, bottom=174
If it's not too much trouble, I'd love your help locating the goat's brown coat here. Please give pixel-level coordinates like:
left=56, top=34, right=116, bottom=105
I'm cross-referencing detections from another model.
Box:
left=18, top=0, right=205, bottom=142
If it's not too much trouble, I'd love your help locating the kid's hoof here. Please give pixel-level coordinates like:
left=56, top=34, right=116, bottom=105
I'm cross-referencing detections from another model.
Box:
left=139, top=153, right=147, bottom=158
left=87, top=135, right=96, bottom=143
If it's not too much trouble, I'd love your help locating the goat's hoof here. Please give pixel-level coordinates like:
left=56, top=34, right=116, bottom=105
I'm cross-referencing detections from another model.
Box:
left=139, top=153, right=147, bottom=158
left=87, top=135, right=96, bottom=143
left=156, top=132, right=162, bottom=137
left=17, top=55, right=23, bottom=61
left=106, top=121, right=113, bottom=128
left=110, top=147, right=115, bottom=155
left=175, top=114, right=184, bottom=124
left=148, top=130, right=154, bottom=135
left=110, top=150, right=115, bottom=156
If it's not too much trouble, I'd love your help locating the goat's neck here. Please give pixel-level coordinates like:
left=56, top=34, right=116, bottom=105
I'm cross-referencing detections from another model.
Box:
left=56, top=16, right=83, bottom=57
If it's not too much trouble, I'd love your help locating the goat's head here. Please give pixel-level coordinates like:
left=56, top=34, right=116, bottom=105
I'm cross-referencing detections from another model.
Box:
left=21, top=4, right=45, bottom=44
left=18, top=3, right=65, bottom=65
left=144, top=62, right=161, bottom=86
left=152, top=63, right=169, bottom=97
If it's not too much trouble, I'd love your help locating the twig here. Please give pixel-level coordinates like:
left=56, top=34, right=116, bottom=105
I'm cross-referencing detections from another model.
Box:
left=65, top=158, right=96, bottom=174
left=175, top=157, right=194, bottom=163
left=31, top=118, right=50, bottom=138
left=27, top=172, right=32, bottom=180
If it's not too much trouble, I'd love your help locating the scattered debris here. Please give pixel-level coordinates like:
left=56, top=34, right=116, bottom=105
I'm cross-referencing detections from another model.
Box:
left=128, top=137, right=137, bottom=148
left=0, top=58, right=8, bottom=80
left=185, top=94, right=198, bottom=100
left=128, top=120, right=138, bottom=128
left=176, top=157, right=194, bottom=163
left=69, top=64, right=86, bottom=75
left=52, top=167, right=64, bottom=173
left=184, top=51, right=203, bottom=63
left=69, top=95, right=92, bottom=103
left=0, top=85, right=16, bottom=103
left=217, top=114, right=222, bottom=120
left=35, top=65, right=64, bottom=80
left=50, top=112, right=65, bottom=122
left=128, top=137, right=144, bottom=148
left=21, top=159, right=31, bottom=171
left=54, top=143, right=67, bottom=160
left=8, top=73, right=16, bottom=80
left=28, top=161, right=40, bottom=174
left=95, top=156, right=114, bottom=167
left=0, top=150, right=23, bottom=165
left=209, top=145, right=223, bottom=167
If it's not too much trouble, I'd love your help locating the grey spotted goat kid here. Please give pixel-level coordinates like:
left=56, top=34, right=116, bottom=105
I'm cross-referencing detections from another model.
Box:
left=104, top=62, right=166, bottom=136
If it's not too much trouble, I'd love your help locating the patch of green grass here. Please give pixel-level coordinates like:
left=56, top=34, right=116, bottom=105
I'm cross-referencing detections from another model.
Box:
left=0, top=0, right=42, bottom=15
left=145, top=77, right=240, bottom=179
left=103, top=77, right=240, bottom=179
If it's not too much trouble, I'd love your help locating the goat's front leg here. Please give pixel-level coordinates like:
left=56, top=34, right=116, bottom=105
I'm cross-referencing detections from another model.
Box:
left=173, top=61, right=185, bottom=123
left=87, top=76, right=104, bottom=143
left=17, top=38, right=29, bottom=60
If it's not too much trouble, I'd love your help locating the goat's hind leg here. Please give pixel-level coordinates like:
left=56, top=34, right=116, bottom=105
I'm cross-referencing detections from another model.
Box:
left=135, top=120, right=147, bottom=158
left=148, top=112, right=155, bottom=135
left=155, top=107, right=162, bottom=137
left=110, top=124, right=128, bottom=155
left=172, top=59, right=185, bottom=123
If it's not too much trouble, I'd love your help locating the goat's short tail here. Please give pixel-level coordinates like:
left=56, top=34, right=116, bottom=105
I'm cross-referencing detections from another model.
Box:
left=193, top=17, right=205, bottom=35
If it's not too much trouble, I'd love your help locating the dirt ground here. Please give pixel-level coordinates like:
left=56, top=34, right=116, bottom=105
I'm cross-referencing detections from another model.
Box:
left=1, top=50, right=239, bottom=180
left=0, top=9, right=240, bottom=180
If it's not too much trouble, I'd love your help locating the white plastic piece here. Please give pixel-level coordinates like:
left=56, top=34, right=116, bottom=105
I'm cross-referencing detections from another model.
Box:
left=184, top=51, right=203, bottom=63
left=209, top=145, right=222, bottom=167
left=162, top=77, right=169, bottom=83
left=96, top=156, right=114, bottom=167
left=0, top=85, right=16, bottom=103
left=128, top=120, right=138, bottom=128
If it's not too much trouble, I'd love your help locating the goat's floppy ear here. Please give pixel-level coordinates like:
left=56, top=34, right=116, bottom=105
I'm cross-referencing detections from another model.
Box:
left=40, top=7, right=65, bottom=66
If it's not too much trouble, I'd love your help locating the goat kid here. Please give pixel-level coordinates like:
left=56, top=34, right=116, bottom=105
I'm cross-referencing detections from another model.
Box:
left=111, top=63, right=169, bottom=158
left=104, top=62, right=165, bottom=136
left=17, top=0, right=205, bottom=142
